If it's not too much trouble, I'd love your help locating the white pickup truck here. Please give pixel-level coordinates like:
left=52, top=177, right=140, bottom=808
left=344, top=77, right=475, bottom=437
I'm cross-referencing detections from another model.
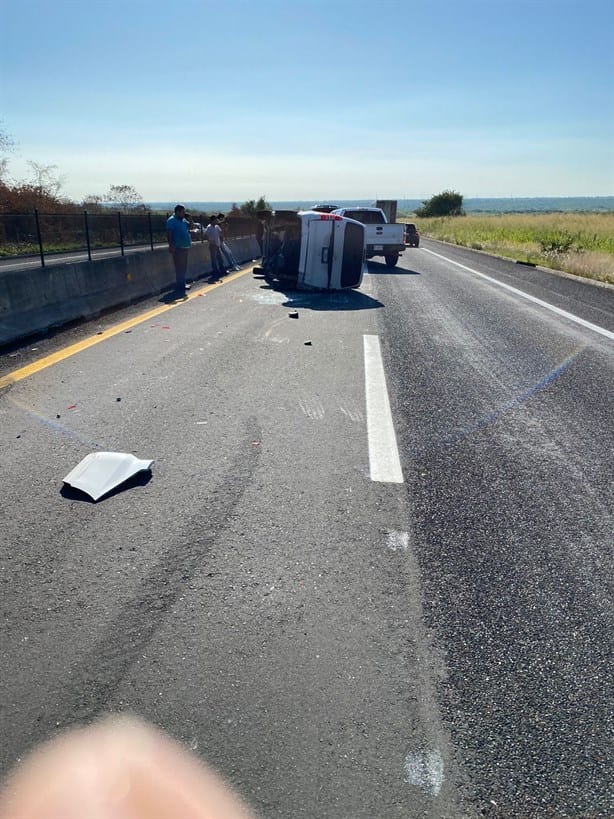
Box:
left=331, top=206, right=405, bottom=267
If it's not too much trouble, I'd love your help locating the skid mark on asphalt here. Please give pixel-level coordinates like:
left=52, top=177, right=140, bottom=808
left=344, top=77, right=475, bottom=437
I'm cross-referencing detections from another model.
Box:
left=339, top=405, right=364, bottom=423
left=296, top=399, right=364, bottom=424
left=30, top=417, right=263, bottom=732
left=298, top=396, right=325, bottom=420
left=256, top=315, right=291, bottom=344
left=440, top=343, right=585, bottom=447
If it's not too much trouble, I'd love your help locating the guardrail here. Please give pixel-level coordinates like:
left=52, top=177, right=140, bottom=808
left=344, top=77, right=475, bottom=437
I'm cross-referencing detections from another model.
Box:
left=0, top=211, right=257, bottom=268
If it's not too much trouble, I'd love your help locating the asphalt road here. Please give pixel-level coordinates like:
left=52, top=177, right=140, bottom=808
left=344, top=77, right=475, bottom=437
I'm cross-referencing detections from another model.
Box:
left=0, top=241, right=612, bottom=817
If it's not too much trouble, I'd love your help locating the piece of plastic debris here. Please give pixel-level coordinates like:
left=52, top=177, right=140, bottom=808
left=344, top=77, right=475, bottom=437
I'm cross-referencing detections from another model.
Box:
left=62, top=452, right=154, bottom=502
left=56, top=414, right=61, bottom=419
left=304, top=340, right=312, bottom=346
left=125, top=330, right=132, bottom=333
left=289, top=311, right=299, bottom=319
left=96, top=331, right=104, bottom=335
left=116, top=397, right=122, bottom=402
left=67, top=404, right=77, bottom=410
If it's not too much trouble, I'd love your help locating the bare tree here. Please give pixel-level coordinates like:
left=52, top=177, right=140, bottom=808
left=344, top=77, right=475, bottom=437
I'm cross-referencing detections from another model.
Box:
left=27, top=161, right=66, bottom=198
left=0, top=123, right=17, bottom=183
left=104, top=184, right=148, bottom=211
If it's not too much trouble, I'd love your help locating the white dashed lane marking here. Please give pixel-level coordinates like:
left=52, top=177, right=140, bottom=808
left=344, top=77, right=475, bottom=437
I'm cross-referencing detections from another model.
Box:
left=363, top=334, right=404, bottom=484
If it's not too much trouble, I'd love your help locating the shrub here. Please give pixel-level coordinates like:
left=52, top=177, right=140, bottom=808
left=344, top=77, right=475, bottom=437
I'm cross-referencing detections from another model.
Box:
left=416, top=190, right=464, bottom=217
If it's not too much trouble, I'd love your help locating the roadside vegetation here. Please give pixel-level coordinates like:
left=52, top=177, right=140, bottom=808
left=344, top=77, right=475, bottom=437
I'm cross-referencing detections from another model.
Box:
left=400, top=188, right=614, bottom=286
left=409, top=212, right=614, bottom=285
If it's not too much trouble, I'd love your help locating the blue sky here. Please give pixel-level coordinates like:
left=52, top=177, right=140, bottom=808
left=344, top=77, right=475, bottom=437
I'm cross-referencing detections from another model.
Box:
left=1, top=0, right=613, bottom=202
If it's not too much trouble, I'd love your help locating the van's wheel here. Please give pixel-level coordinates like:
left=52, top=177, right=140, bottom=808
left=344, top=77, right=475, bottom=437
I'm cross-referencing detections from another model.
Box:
left=384, top=253, right=399, bottom=268
left=253, top=265, right=264, bottom=275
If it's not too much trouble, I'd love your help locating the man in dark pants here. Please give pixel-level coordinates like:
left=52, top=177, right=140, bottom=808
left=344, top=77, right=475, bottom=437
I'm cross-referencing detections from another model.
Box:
left=204, top=215, right=225, bottom=278
left=166, top=204, right=192, bottom=297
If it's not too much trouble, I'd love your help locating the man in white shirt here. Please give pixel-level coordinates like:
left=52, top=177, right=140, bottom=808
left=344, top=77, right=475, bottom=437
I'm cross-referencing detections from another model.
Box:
left=204, top=216, right=224, bottom=278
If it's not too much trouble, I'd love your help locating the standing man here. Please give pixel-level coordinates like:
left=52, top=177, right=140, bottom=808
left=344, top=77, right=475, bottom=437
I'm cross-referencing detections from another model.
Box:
left=204, top=215, right=224, bottom=278
left=166, top=204, right=192, bottom=297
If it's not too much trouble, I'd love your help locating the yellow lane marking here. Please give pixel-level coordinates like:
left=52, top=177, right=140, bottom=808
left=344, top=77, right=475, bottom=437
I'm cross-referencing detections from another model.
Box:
left=0, top=266, right=253, bottom=390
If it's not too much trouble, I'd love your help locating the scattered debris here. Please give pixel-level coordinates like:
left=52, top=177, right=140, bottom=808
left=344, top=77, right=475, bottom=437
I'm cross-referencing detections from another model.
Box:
left=62, top=452, right=154, bottom=502
left=67, top=405, right=77, bottom=410
left=125, top=330, right=132, bottom=334
left=304, top=340, right=312, bottom=346
left=56, top=414, right=61, bottom=419
left=289, top=311, right=299, bottom=319
left=96, top=331, right=104, bottom=335
left=116, top=397, right=122, bottom=402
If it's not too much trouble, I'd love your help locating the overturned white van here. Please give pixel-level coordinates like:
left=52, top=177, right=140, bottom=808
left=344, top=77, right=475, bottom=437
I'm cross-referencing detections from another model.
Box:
left=254, top=210, right=365, bottom=290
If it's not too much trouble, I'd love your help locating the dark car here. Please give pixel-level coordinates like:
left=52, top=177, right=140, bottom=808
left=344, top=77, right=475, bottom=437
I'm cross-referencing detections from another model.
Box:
left=404, top=223, right=420, bottom=247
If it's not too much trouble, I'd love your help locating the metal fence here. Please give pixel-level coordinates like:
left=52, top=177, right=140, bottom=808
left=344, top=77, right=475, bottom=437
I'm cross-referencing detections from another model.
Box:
left=0, top=211, right=258, bottom=268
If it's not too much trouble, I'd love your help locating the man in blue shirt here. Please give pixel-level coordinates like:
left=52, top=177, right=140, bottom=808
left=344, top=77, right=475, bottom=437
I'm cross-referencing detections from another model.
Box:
left=166, top=204, right=192, bottom=297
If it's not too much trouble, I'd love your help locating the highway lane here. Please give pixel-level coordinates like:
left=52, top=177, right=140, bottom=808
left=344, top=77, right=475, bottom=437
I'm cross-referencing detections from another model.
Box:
left=368, top=242, right=614, bottom=816
left=0, top=268, right=456, bottom=818
left=1, top=244, right=613, bottom=817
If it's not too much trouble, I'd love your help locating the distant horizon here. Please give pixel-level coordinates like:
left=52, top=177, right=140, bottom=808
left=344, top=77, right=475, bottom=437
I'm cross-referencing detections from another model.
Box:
left=145, top=196, right=614, bottom=215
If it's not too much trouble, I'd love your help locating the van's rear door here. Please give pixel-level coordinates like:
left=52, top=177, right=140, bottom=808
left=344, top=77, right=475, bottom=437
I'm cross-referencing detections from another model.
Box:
left=298, top=216, right=333, bottom=289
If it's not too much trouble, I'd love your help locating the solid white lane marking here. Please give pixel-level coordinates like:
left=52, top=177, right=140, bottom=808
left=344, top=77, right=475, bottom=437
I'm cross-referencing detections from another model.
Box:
left=423, top=248, right=614, bottom=342
left=404, top=749, right=444, bottom=796
left=363, top=335, right=404, bottom=483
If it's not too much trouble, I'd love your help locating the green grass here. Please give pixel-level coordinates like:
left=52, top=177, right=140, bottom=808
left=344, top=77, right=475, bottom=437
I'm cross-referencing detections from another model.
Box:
left=408, top=212, right=614, bottom=285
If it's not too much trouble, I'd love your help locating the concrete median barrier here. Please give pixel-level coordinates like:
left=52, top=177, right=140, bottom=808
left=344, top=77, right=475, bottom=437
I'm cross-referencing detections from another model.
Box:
left=0, top=237, right=261, bottom=347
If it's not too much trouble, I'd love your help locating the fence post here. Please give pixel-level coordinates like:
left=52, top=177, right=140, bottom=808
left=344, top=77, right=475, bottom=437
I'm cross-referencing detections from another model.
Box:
left=148, top=211, right=154, bottom=251
left=118, top=211, right=125, bottom=256
left=84, top=210, right=92, bottom=261
left=34, top=208, right=45, bottom=268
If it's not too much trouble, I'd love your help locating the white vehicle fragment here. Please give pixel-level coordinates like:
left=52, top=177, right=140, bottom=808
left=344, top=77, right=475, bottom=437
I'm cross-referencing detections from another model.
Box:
left=63, top=452, right=153, bottom=501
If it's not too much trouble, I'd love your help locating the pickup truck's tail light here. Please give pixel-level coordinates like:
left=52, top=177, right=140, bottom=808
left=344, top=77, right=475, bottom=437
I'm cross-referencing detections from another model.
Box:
left=319, top=214, right=343, bottom=221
